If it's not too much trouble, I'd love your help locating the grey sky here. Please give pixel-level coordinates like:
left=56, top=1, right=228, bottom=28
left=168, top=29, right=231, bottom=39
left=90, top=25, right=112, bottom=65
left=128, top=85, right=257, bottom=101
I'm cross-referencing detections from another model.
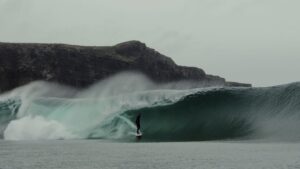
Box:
left=0, top=0, right=299, bottom=86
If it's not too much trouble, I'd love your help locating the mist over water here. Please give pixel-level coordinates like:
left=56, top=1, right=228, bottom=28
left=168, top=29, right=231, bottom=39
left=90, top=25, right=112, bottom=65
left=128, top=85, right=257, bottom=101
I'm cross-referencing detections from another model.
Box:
left=0, top=72, right=202, bottom=140
left=0, top=72, right=300, bottom=142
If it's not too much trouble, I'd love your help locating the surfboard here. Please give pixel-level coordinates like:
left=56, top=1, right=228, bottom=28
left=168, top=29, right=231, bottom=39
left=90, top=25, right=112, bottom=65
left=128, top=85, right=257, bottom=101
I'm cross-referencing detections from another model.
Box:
left=136, top=133, right=142, bottom=137
left=136, top=132, right=142, bottom=140
left=129, top=131, right=142, bottom=139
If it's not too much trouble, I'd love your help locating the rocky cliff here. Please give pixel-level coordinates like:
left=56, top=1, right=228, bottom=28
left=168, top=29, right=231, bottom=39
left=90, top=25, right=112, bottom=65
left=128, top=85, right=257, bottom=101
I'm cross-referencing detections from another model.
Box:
left=0, top=40, right=251, bottom=92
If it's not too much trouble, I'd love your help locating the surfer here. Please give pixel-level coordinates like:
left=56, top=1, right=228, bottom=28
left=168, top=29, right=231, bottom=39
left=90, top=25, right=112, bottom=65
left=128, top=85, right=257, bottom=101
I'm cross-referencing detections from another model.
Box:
left=136, top=113, right=141, bottom=135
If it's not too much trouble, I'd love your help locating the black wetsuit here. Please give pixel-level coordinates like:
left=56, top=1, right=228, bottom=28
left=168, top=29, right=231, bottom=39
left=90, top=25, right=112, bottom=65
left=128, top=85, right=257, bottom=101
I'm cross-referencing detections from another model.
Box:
left=136, top=114, right=141, bottom=134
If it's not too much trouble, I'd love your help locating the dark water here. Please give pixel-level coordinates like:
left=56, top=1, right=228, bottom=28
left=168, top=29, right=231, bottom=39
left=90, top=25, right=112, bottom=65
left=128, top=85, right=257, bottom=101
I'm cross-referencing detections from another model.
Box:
left=122, top=82, right=300, bottom=141
left=1, top=81, right=300, bottom=142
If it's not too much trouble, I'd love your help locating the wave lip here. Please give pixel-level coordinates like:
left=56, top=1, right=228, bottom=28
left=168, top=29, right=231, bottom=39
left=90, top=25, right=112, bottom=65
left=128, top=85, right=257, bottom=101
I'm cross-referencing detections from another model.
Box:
left=122, top=82, right=300, bottom=141
left=0, top=74, right=300, bottom=142
left=0, top=73, right=200, bottom=140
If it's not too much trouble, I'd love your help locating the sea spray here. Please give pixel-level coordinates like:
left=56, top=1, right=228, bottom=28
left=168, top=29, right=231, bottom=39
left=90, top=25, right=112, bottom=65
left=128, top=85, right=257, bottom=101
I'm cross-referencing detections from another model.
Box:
left=0, top=72, right=199, bottom=140
left=4, top=116, right=78, bottom=140
left=1, top=73, right=300, bottom=141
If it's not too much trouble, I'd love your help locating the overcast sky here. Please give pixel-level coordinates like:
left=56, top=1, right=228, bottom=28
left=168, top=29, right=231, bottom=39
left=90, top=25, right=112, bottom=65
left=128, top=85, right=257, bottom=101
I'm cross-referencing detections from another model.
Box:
left=0, top=0, right=299, bottom=86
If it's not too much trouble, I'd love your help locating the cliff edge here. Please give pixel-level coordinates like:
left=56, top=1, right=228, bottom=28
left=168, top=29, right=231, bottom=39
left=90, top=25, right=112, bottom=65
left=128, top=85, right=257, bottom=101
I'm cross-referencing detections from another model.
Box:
left=0, top=40, right=251, bottom=92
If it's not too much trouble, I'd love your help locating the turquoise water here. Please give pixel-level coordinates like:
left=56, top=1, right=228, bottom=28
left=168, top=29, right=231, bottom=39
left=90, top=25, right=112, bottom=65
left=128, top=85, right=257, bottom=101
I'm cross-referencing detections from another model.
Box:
left=1, top=73, right=300, bottom=168
left=0, top=73, right=300, bottom=142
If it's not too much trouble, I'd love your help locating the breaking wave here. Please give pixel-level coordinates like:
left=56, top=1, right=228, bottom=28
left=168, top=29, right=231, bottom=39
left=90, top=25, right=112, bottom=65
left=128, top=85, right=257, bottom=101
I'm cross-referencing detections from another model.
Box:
left=1, top=72, right=300, bottom=142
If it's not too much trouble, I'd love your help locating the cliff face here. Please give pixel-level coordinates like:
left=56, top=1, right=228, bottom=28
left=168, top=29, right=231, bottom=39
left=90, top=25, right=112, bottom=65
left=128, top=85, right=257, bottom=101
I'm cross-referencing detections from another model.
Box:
left=0, top=41, right=251, bottom=92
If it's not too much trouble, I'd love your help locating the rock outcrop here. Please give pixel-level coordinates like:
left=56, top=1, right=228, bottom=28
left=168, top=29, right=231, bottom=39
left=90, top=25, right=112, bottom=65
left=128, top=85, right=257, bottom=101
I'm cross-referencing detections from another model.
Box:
left=0, top=40, right=251, bottom=92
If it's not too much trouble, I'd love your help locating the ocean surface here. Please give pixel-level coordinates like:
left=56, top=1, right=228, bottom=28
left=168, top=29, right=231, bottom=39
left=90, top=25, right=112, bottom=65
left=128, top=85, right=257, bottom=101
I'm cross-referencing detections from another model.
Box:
left=1, top=73, right=300, bottom=168
left=1, top=76, right=300, bottom=141
left=1, top=140, right=300, bottom=169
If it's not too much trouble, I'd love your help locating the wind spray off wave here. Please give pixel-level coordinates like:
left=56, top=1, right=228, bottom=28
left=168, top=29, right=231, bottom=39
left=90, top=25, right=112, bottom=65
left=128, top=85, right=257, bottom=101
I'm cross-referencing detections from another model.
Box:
left=0, top=73, right=199, bottom=140
left=1, top=73, right=300, bottom=141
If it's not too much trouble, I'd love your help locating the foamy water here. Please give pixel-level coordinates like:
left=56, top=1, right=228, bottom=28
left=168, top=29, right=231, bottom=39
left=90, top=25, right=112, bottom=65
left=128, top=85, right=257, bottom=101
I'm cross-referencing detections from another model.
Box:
left=1, top=73, right=300, bottom=142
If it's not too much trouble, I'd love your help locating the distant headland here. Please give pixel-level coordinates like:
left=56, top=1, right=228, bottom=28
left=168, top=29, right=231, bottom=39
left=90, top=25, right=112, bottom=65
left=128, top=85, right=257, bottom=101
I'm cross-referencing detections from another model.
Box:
left=0, top=40, right=251, bottom=93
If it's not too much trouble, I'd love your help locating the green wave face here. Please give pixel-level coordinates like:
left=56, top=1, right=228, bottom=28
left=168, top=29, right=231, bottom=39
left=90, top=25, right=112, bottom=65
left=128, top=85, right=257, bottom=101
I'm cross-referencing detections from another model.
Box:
left=124, top=83, right=300, bottom=141
left=1, top=78, right=300, bottom=141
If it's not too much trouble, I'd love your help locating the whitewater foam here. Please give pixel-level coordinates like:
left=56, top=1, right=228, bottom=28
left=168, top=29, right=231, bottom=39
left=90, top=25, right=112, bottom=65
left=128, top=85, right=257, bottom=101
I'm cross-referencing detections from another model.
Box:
left=0, top=72, right=201, bottom=140
left=1, top=73, right=300, bottom=142
left=4, top=116, right=78, bottom=140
